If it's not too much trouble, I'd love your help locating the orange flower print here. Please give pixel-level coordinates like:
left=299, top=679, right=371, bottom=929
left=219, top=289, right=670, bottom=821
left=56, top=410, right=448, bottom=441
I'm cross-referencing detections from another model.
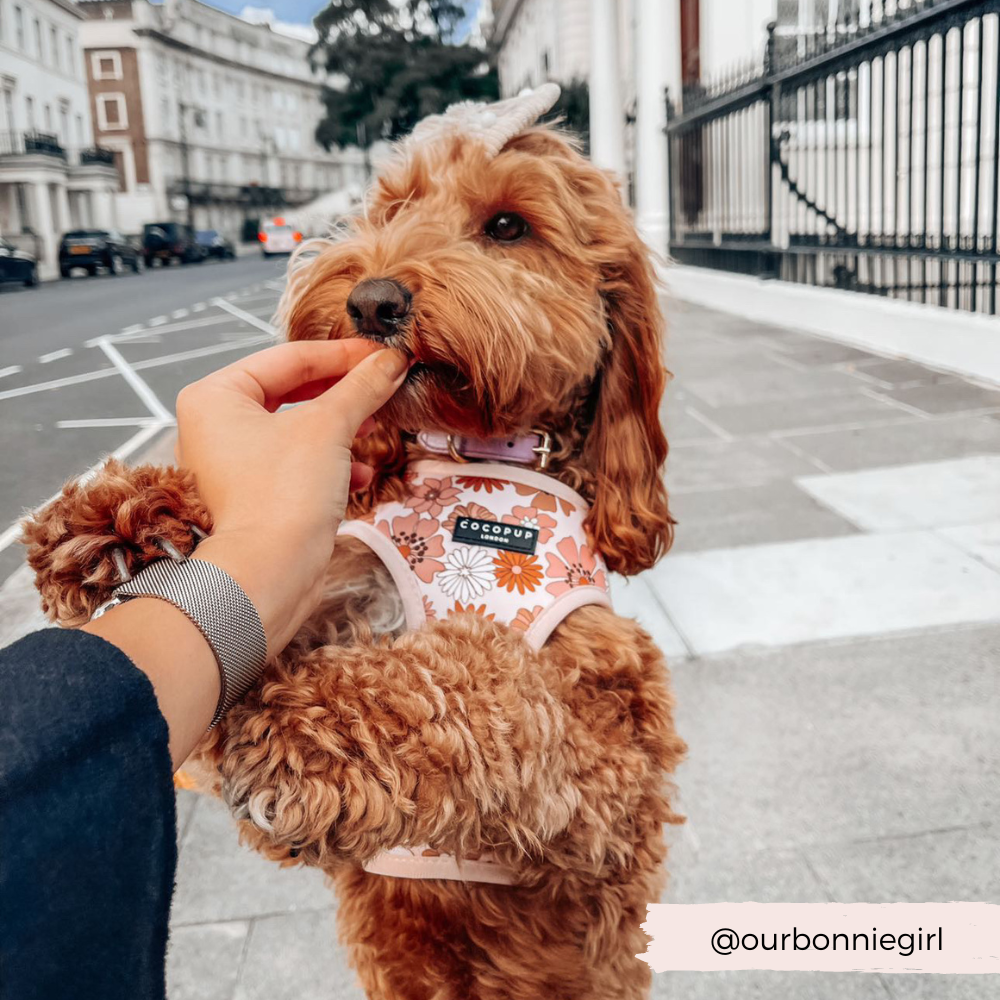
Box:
left=493, top=550, right=544, bottom=595
left=501, top=505, right=557, bottom=544
left=377, top=512, right=445, bottom=583
left=405, top=476, right=462, bottom=517
left=457, top=475, right=508, bottom=494
left=443, top=502, right=496, bottom=533
left=512, top=483, right=559, bottom=512
left=510, top=605, right=543, bottom=632
left=451, top=601, right=496, bottom=621
left=422, top=595, right=437, bottom=621
left=545, top=537, right=607, bottom=596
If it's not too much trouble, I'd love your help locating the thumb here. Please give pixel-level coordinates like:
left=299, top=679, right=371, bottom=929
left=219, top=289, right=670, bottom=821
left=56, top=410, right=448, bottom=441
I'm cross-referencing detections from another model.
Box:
left=311, top=347, right=409, bottom=439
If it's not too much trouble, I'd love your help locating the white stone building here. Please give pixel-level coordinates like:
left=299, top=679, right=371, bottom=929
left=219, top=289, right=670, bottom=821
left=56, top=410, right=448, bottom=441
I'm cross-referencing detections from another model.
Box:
left=491, top=0, right=592, bottom=95
left=77, top=0, right=366, bottom=239
left=0, top=0, right=119, bottom=278
left=492, top=0, right=678, bottom=251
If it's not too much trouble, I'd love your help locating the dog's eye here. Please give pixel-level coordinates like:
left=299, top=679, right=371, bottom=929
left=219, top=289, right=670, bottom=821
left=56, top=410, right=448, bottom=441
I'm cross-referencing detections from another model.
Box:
left=485, top=213, right=529, bottom=243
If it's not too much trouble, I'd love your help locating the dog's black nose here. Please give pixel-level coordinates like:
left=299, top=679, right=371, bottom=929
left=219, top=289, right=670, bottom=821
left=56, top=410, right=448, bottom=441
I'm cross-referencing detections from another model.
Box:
left=346, top=278, right=412, bottom=338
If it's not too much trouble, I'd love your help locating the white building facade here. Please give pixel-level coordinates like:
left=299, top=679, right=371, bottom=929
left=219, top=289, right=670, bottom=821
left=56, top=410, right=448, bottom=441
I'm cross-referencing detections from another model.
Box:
left=492, top=0, right=679, bottom=251
left=0, top=0, right=119, bottom=277
left=77, top=0, right=366, bottom=239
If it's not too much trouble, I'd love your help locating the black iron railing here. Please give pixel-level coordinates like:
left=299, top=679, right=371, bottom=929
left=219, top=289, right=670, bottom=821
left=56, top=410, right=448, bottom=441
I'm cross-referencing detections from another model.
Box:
left=667, top=0, right=1000, bottom=315
left=78, top=146, right=116, bottom=166
left=0, top=131, right=67, bottom=159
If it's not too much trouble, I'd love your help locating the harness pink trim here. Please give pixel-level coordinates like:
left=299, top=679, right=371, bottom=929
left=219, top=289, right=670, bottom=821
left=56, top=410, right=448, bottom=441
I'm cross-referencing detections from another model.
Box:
left=338, top=458, right=613, bottom=886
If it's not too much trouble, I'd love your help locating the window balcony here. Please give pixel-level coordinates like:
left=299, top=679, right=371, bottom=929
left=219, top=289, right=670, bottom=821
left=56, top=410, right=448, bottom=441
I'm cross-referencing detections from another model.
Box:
left=0, top=131, right=67, bottom=160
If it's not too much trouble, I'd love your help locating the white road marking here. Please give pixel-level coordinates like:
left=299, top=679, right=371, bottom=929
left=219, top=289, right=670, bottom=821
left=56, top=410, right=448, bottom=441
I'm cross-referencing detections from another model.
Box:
left=57, top=417, right=163, bottom=429
left=0, top=367, right=117, bottom=400
left=0, top=422, right=169, bottom=556
left=38, top=348, right=73, bottom=364
left=95, top=338, right=174, bottom=423
left=128, top=336, right=270, bottom=371
left=87, top=313, right=239, bottom=346
left=0, top=335, right=269, bottom=401
left=211, top=297, right=278, bottom=337
left=119, top=323, right=144, bottom=335
left=192, top=302, right=206, bottom=312
left=148, top=315, right=167, bottom=327
left=264, top=279, right=284, bottom=291
left=0, top=366, right=23, bottom=380
left=171, top=308, right=189, bottom=320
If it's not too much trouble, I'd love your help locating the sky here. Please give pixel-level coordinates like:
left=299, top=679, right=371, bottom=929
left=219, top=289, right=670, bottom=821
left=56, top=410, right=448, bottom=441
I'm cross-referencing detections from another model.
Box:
left=201, top=0, right=485, bottom=42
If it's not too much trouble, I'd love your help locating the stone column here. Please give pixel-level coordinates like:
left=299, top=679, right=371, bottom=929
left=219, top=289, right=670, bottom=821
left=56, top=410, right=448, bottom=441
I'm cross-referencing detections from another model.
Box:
left=29, top=180, right=57, bottom=279
left=634, top=0, right=681, bottom=254
left=588, top=0, right=625, bottom=178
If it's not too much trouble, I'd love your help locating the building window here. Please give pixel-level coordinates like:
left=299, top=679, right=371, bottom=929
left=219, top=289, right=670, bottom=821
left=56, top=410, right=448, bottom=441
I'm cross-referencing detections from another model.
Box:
left=96, top=92, right=128, bottom=130
left=33, top=16, right=41, bottom=61
left=25, top=94, right=34, bottom=129
left=14, top=5, right=23, bottom=50
left=91, top=50, right=123, bottom=81
left=65, top=36, right=74, bottom=76
left=50, top=25, right=58, bottom=68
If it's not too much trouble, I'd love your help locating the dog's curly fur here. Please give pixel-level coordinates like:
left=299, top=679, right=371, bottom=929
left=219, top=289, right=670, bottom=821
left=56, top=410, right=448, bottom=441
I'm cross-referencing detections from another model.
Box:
left=23, top=124, right=685, bottom=1000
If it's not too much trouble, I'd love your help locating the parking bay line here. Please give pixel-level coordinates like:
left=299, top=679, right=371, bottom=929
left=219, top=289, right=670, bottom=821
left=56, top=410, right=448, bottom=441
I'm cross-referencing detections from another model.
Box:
left=212, top=297, right=278, bottom=337
left=0, top=336, right=270, bottom=402
left=96, top=338, right=173, bottom=423
left=0, top=421, right=168, bottom=556
left=57, top=417, right=162, bottom=429
left=38, top=348, right=74, bottom=364
left=0, top=366, right=23, bottom=380
left=89, top=312, right=240, bottom=346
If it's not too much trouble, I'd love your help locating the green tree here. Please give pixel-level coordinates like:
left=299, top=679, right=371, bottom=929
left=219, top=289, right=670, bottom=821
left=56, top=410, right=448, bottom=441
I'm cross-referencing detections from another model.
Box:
left=312, top=0, right=498, bottom=151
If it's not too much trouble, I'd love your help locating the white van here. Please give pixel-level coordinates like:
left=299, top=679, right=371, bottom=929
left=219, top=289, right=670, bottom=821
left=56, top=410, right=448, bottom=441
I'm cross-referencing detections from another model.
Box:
left=259, top=219, right=301, bottom=256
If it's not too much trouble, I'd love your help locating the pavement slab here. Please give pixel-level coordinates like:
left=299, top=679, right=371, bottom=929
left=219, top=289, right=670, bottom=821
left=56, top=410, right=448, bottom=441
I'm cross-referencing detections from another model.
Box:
left=668, top=625, right=1000, bottom=860
left=937, top=520, right=1000, bottom=571
left=649, top=532, right=1000, bottom=654
left=172, top=794, right=333, bottom=927
left=670, top=479, right=859, bottom=553
left=874, top=380, right=1000, bottom=415
left=233, top=910, right=361, bottom=1000
left=167, top=921, right=250, bottom=1000
left=797, top=457, right=1000, bottom=532
left=781, top=414, right=1000, bottom=472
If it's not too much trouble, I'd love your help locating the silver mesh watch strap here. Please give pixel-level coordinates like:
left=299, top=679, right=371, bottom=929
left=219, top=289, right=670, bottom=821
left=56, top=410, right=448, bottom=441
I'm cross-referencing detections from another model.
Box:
left=95, top=558, right=267, bottom=729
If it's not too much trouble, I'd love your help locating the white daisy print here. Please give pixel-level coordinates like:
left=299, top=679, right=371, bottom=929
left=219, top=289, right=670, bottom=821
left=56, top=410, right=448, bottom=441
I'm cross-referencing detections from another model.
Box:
left=437, top=546, right=494, bottom=604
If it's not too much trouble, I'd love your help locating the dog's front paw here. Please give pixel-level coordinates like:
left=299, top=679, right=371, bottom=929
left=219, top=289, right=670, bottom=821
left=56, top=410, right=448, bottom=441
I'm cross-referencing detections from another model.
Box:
left=217, top=703, right=340, bottom=866
left=22, top=459, right=211, bottom=625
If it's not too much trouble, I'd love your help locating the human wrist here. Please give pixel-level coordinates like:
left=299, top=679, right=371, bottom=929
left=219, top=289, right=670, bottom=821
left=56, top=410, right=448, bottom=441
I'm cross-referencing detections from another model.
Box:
left=192, top=528, right=331, bottom=658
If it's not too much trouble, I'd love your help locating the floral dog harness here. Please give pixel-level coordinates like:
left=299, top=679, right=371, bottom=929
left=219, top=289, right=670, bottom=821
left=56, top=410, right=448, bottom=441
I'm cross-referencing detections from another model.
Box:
left=337, top=457, right=612, bottom=885
left=339, top=459, right=611, bottom=651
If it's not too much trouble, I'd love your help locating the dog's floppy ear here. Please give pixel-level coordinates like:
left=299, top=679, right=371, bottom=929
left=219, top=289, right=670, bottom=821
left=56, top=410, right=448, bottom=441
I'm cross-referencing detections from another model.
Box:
left=583, top=229, right=673, bottom=576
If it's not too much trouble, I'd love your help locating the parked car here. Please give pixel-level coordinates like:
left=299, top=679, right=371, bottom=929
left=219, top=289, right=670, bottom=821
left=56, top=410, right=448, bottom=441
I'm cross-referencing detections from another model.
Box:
left=142, top=222, right=205, bottom=267
left=0, top=239, right=38, bottom=287
left=258, top=218, right=301, bottom=257
left=196, top=229, right=235, bottom=260
left=59, top=229, right=143, bottom=278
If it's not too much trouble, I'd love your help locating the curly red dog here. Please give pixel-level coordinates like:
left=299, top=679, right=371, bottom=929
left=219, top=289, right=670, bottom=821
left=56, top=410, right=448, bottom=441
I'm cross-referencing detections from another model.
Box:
left=25, top=106, right=685, bottom=999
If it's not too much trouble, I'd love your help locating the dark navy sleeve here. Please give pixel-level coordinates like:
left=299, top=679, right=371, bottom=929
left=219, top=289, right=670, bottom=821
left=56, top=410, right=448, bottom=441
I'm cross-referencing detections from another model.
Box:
left=0, top=628, right=177, bottom=1000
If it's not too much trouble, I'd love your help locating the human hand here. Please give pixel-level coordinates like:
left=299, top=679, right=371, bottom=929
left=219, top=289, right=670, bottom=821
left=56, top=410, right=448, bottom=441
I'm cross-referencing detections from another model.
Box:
left=174, top=339, right=407, bottom=657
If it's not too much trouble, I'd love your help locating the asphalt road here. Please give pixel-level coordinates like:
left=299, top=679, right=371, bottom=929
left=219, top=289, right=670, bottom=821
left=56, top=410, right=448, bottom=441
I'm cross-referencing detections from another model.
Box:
left=0, top=255, right=289, bottom=583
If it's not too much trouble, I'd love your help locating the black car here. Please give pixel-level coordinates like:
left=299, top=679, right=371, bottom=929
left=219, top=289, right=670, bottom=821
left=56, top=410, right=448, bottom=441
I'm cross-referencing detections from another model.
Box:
left=143, top=222, right=205, bottom=267
left=59, top=229, right=144, bottom=278
left=196, top=230, right=235, bottom=260
left=0, top=240, right=38, bottom=288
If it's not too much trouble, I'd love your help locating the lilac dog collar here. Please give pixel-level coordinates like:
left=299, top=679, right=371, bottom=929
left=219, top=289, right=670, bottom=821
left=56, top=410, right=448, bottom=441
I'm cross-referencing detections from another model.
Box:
left=416, top=431, right=553, bottom=468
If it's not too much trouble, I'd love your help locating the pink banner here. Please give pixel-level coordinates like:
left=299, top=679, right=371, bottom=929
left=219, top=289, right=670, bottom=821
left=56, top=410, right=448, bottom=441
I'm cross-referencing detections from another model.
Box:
left=638, top=903, right=1000, bottom=973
